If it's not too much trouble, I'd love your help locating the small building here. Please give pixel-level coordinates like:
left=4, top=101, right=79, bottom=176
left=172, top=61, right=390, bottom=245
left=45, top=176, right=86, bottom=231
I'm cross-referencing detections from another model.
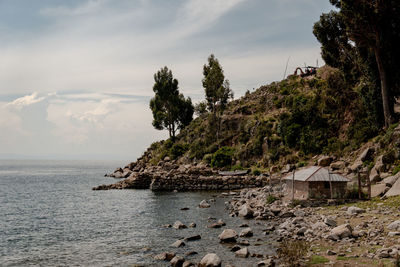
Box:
left=283, top=166, right=349, bottom=200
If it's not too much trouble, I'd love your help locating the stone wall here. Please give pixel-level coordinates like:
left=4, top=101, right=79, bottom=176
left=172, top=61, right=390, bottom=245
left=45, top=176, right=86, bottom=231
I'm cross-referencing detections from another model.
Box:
left=150, top=175, right=269, bottom=191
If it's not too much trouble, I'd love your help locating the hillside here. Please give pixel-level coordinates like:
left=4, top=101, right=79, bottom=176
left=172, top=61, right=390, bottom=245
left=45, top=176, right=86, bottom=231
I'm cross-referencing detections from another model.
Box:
left=141, top=66, right=377, bottom=171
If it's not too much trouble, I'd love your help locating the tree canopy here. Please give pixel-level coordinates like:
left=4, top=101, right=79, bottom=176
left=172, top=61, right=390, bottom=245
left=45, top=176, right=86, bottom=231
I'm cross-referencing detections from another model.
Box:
left=150, top=66, right=194, bottom=140
left=314, top=0, right=400, bottom=128
left=202, top=54, right=233, bottom=114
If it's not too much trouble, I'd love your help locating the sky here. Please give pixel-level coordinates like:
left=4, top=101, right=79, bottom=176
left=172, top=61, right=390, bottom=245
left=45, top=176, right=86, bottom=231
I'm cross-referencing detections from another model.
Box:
left=0, top=0, right=334, bottom=161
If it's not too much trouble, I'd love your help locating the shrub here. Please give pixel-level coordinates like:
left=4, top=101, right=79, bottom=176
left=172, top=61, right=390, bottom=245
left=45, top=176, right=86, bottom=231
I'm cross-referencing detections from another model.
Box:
left=252, top=169, right=261, bottom=176
left=203, top=153, right=213, bottom=164
left=169, top=143, right=188, bottom=160
left=277, top=240, right=309, bottom=267
left=393, top=164, right=400, bottom=175
left=231, top=165, right=246, bottom=171
left=211, top=147, right=235, bottom=168
left=266, top=194, right=277, bottom=204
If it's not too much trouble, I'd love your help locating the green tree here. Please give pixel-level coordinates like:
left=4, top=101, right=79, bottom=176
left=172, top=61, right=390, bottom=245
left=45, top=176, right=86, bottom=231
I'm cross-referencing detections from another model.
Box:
left=202, top=54, right=233, bottom=143
left=150, top=66, right=194, bottom=141
left=315, top=0, right=400, bottom=128
left=202, top=54, right=233, bottom=114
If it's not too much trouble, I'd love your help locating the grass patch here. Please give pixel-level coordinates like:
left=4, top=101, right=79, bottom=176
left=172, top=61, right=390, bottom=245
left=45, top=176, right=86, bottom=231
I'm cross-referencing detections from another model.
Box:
left=336, top=256, right=348, bottom=261
left=308, top=255, right=329, bottom=264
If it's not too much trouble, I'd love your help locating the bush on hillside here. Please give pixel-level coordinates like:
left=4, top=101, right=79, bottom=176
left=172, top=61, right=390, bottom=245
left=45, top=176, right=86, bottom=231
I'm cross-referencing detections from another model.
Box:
left=211, top=147, right=235, bottom=168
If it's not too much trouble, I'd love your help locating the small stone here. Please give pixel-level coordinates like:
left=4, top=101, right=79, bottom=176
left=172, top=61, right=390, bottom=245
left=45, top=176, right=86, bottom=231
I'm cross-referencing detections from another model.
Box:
left=183, top=261, right=195, bottom=267
left=239, top=228, right=253, bottom=237
left=199, top=200, right=211, bottom=208
left=199, top=253, right=221, bottom=267
left=171, top=239, right=185, bottom=248
left=257, top=259, right=275, bottom=267
left=173, top=221, right=187, bottom=229
left=346, top=206, right=365, bottom=215
left=170, top=256, right=185, bottom=267
left=218, top=229, right=238, bottom=243
left=185, top=251, right=198, bottom=256
left=185, top=235, right=201, bottom=241
left=327, top=249, right=337, bottom=255
left=230, top=245, right=241, bottom=252
left=154, top=252, right=176, bottom=261
left=189, top=222, right=196, bottom=228
left=324, top=217, right=337, bottom=227
left=238, top=204, right=254, bottom=218
left=235, top=247, right=249, bottom=258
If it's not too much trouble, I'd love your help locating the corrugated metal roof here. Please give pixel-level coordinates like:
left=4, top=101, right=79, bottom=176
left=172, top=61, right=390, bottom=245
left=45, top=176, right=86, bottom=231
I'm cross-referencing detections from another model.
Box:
left=283, top=166, right=349, bottom=182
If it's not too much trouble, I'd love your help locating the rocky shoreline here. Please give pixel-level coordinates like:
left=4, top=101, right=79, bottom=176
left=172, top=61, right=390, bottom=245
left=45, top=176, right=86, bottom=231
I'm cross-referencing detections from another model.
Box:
left=146, top=184, right=400, bottom=266
left=93, top=157, right=269, bottom=191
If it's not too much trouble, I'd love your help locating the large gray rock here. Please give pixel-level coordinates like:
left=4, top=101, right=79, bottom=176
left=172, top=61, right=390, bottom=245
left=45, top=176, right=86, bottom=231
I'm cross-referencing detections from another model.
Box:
left=199, top=253, right=221, bottom=267
left=330, top=161, right=346, bottom=170
left=359, top=146, right=375, bottom=162
left=383, top=173, right=400, bottom=187
left=346, top=206, right=365, bottom=215
left=369, top=167, right=380, bottom=183
left=218, top=229, right=238, bottom=243
left=387, top=220, right=400, bottom=231
left=371, top=183, right=388, bottom=198
left=330, top=224, right=353, bottom=239
left=238, top=204, right=254, bottom=218
left=384, top=176, right=400, bottom=197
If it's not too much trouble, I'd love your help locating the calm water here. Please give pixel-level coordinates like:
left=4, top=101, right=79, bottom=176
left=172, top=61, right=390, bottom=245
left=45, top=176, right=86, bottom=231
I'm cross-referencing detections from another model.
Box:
left=0, top=160, right=275, bottom=266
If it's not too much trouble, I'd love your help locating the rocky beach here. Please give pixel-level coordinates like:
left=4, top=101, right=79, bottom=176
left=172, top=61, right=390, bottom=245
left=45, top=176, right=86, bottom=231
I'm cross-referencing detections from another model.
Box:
left=92, top=138, right=400, bottom=266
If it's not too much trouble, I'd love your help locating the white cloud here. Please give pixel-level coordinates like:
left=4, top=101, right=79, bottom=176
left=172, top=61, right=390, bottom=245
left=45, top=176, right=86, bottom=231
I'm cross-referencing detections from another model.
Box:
left=6, top=92, right=45, bottom=110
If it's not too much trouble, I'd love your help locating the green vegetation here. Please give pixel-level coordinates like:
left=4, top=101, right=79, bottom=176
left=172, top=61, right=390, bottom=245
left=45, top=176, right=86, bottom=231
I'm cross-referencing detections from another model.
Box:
left=144, top=2, right=400, bottom=172
left=210, top=147, right=234, bottom=168
left=308, top=255, right=329, bottom=264
left=150, top=66, right=194, bottom=141
left=266, top=194, right=277, bottom=204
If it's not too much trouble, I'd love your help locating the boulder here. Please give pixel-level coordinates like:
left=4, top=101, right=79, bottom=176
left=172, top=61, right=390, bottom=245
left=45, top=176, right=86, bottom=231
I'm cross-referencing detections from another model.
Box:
left=359, top=146, right=375, bottom=162
left=318, top=156, right=333, bottom=167
left=384, top=177, right=400, bottom=197
left=173, top=221, right=187, bottom=229
left=170, top=256, right=185, bottom=267
left=235, top=247, right=249, bottom=258
left=324, top=216, right=337, bottom=227
left=199, top=253, right=221, bottom=267
left=330, top=161, right=346, bottom=170
left=383, top=173, right=400, bottom=187
left=218, top=229, right=238, bottom=243
left=374, top=155, right=385, bottom=173
left=239, top=228, right=253, bottom=237
left=346, top=206, right=365, bottom=215
left=369, top=167, right=380, bottom=183
left=330, top=224, right=353, bottom=239
left=199, top=200, right=211, bottom=208
left=238, top=204, right=254, bottom=218
left=371, top=183, right=388, bottom=198
left=387, top=220, right=400, bottom=231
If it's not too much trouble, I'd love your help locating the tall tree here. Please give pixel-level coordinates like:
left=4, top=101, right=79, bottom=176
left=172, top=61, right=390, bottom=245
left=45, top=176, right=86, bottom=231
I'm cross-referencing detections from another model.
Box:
left=202, top=54, right=233, bottom=114
left=315, top=0, right=400, bottom=128
left=150, top=66, right=194, bottom=140
left=202, top=54, right=233, bottom=143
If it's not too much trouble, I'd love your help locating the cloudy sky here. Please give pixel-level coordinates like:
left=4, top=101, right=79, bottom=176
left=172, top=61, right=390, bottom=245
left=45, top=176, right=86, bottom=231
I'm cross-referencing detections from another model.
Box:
left=0, top=0, right=333, bottom=160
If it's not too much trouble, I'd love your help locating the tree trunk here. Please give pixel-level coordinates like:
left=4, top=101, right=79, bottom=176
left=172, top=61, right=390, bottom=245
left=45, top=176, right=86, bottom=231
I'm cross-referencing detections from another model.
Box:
left=357, top=171, right=362, bottom=200
left=374, top=41, right=393, bottom=128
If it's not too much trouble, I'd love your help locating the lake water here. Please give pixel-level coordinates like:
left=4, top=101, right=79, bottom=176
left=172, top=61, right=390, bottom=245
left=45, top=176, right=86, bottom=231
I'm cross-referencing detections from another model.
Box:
left=0, top=160, right=275, bottom=266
